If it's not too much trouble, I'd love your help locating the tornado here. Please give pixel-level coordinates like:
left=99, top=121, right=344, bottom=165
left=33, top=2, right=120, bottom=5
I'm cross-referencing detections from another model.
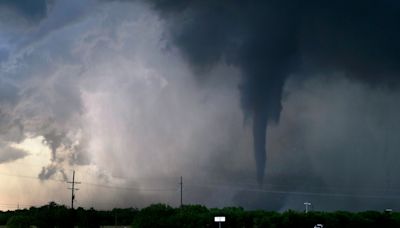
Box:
left=149, top=0, right=400, bottom=184
left=241, top=69, right=286, bottom=184
left=253, top=110, right=268, bottom=184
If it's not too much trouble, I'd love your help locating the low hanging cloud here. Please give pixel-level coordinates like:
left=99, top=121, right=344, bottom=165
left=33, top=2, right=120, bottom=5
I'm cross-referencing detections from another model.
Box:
left=0, top=141, right=28, bottom=164
left=38, top=163, right=68, bottom=181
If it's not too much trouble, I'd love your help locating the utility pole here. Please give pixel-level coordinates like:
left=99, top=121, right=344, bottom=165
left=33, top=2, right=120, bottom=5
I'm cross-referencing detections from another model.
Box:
left=180, top=176, right=183, bottom=207
left=67, top=170, right=81, bottom=209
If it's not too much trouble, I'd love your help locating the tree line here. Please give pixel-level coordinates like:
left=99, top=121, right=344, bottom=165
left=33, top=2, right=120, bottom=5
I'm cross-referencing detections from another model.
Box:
left=1, top=202, right=399, bottom=227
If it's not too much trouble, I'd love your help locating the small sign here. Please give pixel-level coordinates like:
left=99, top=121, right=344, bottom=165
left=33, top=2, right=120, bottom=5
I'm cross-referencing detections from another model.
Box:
left=214, top=216, right=226, bottom=222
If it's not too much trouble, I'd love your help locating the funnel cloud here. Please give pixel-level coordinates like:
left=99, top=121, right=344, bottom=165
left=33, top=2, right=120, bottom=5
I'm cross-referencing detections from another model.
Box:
left=149, top=0, right=400, bottom=183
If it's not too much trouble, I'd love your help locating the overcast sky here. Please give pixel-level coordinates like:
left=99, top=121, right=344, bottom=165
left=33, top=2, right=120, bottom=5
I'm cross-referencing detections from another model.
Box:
left=0, top=0, right=400, bottom=211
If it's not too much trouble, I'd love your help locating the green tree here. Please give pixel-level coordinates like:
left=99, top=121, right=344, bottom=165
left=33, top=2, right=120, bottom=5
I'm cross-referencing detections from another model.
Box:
left=132, top=204, right=176, bottom=228
left=6, top=215, right=32, bottom=228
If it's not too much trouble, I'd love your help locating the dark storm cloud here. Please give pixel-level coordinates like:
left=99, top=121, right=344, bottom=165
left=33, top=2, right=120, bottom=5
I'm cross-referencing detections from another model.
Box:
left=0, top=143, right=28, bottom=163
left=1, top=0, right=400, bottom=210
left=0, top=80, right=18, bottom=104
left=42, top=130, right=66, bottom=162
left=38, top=163, right=68, bottom=181
left=0, top=48, right=9, bottom=62
left=0, top=0, right=47, bottom=20
left=151, top=0, right=400, bottom=81
left=148, top=0, right=400, bottom=183
left=299, top=1, right=400, bottom=83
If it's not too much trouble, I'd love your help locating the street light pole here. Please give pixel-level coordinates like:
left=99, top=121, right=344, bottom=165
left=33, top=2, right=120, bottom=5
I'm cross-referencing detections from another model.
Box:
left=304, top=202, right=311, bottom=213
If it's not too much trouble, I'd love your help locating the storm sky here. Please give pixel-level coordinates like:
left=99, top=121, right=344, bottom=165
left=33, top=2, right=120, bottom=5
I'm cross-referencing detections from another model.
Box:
left=0, top=0, right=400, bottom=211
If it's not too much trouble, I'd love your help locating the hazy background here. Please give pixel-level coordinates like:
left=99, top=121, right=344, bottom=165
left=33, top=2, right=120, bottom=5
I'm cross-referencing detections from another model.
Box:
left=0, top=0, right=399, bottom=211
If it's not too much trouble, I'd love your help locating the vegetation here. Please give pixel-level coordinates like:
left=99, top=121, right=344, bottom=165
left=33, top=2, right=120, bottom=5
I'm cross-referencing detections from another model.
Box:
left=0, top=202, right=399, bottom=227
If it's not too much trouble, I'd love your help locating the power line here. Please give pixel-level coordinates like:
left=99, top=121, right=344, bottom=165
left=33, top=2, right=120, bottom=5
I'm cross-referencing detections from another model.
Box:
left=185, top=182, right=400, bottom=200
left=0, top=202, right=48, bottom=211
left=0, top=203, right=34, bottom=207
left=81, top=181, right=177, bottom=192
left=3, top=170, right=400, bottom=201
left=0, top=172, right=63, bottom=182
left=186, top=179, right=400, bottom=193
left=0, top=172, right=65, bottom=183
left=2, top=159, right=399, bottom=194
left=0, top=171, right=176, bottom=192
